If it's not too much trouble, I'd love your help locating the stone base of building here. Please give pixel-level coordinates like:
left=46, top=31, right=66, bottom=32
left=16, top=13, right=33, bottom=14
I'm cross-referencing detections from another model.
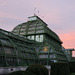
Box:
left=0, top=66, right=27, bottom=74
left=0, top=65, right=51, bottom=75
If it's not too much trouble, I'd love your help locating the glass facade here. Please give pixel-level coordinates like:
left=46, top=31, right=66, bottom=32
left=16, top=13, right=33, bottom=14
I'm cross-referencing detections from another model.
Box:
left=0, top=29, right=38, bottom=67
left=12, top=15, right=68, bottom=64
left=27, top=35, right=43, bottom=42
left=28, top=16, right=37, bottom=21
left=0, top=15, right=74, bottom=67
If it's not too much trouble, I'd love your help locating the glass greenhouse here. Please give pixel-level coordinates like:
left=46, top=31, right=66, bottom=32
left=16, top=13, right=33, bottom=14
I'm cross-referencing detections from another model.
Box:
left=0, top=15, right=74, bottom=67
left=12, top=15, right=69, bottom=65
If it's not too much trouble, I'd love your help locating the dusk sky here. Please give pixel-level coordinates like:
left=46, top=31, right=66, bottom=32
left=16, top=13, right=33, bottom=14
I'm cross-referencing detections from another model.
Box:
left=0, top=0, right=75, bottom=56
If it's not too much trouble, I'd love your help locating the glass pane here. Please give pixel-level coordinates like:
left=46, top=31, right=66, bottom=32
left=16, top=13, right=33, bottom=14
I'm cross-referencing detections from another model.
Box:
left=22, top=25, right=26, bottom=27
left=39, top=54, right=48, bottom=58
left=50, top=48, right=53, bottom=53
left=20, top=28, right=26, bottom=31
left=40, top=35, right=43, bottom=42
left=29, top=16, right=37, bottom=21
left=4, top=47, right=11, bottom=53
left=1, top=30, right=8, bottom=35
left=49, top=54, right=55, bottom=58
left=43, top=46, right=48, bottom=52
left=0, top=46, right=2, bottom=51
left=20, top=32, right=26, bottom=35
left=28, top=27, right=35, bottom=30
left=31, top=36, right=34, bottom=40
left=27, top=36, right=31, bottom=39
left=36, top=26, right=43, bottom=29
left=29, top=24, right=36, bottom=26
left=28, top=31, right=35, bottom=34
left=35, top=35, right=39, bottom=42
left=36, top=30, right=44, bottom=33
left=0, top=39, right=10, bottom=46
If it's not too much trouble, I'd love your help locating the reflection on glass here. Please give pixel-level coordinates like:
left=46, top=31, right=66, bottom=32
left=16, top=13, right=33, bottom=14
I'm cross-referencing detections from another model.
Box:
left=22, top=25, right=26, bottom=27
left=29, top=16, right=37, bottom=21
left=39, top=54, right=48, bottom=58
left=28, top=31, right=35, bottom=34
left=50, top=48, right=53, bottom=53
left=40, top=35, right=43, bottom=42
left=36, top=26, right=43, bottom=29
left=28, top=27, right=35, bottom=30
left=43, top=46, right=48, bottom=51
left=20, top=31, right=26, bottom=35
left=20, top=28, right=26, bottom=31
left=27, top=36, right=30, bottom=39
left=35, top=35, right=43, bottom=42
left=31, top=36, right=34, bottom=40
left=36, top=30, right=44, bottom=33
left=49, top=54, right=55, bottom=58
left=0, top=46, right=2, bottom=51
left=4, top=47, right=11, bottom=53
left=36, top=35, right=39, bottom=42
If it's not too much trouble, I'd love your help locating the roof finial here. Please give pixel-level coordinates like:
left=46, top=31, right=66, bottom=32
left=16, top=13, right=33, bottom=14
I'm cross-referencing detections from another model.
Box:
left=34, top=8, right=36, bottom=16
left=34, top=8, right=40, bottom=16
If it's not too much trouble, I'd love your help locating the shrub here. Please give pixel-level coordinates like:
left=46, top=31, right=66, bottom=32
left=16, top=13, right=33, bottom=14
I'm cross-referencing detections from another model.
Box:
left=8, top=71, right=36, bottom=75
left=69, top=62, right=75, bottom=73
left=26, top=64, right=48, bottom=75
left=71, top=73, right=75, bottom=75
left=50, top=62, right=70, bottom=75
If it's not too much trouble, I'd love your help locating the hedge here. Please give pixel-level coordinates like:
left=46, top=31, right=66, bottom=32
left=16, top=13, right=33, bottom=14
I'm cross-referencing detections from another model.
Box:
left=71, top=73, right=75, bottom=75
left=69, top=62, right=75, bottom=73
left=50, top=62, right=70, bottom=75
left=26, top=63, right=48, bottom=75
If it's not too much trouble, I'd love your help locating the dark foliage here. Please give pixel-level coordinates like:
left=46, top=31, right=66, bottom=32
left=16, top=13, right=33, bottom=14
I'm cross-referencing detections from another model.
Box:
left=71, top=73, right=75, bottom=75
left=26, top=64, right=48, bottom=75
left=50, top=62, right=70, bottom=75
left=69, top=62, right=75, bottom=73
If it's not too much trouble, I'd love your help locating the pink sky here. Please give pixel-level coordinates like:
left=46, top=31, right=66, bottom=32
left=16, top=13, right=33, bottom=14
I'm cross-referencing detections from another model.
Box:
left=59, top=32, right=75, bottom=57
left=0, top=0, right=75, bottom=56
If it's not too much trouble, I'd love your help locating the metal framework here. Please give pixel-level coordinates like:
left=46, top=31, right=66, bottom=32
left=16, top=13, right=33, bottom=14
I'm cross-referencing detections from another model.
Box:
left=12, top=15, right=69, bottom=65
left=0, top=29, right=38, bottom=67
left=0, top=15, right=74, bottom=67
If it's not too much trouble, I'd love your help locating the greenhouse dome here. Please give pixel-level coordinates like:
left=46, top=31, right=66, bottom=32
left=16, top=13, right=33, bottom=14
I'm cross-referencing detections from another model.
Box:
left=12, top=15, right=68, bottom=64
